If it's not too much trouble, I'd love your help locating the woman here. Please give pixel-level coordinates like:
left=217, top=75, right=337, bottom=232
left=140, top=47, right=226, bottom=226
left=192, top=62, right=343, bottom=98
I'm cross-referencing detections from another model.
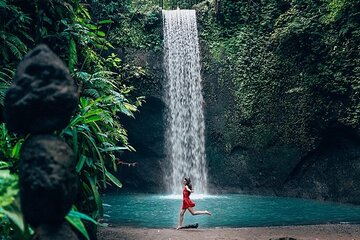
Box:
left=177, top=177, right=211, bottom=229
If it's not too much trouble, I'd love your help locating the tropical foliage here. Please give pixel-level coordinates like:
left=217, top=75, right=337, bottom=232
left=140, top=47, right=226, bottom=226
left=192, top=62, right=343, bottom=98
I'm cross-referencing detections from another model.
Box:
left=89, top=0, right=162, bottom=51
left=0, top=124, right=29, bottom=240
left=0, top=0, right=147, bottom=239
left=196, top=0, right=360, bottom=151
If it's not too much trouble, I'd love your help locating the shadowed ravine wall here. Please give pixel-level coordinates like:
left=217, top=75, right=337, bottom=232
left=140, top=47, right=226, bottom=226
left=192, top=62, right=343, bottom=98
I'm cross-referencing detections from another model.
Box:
left=117, top=1, right=360, bottom=204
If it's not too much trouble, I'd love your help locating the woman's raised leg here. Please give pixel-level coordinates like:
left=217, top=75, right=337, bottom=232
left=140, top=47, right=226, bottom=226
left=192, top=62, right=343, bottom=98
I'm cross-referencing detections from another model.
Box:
left=188, top=207, right=211, bottom=216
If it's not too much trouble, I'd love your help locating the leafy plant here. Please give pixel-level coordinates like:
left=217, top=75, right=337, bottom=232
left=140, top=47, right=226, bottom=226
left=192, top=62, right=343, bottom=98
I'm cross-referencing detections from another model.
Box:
left=0, top=124, right=23, bottom=170
left=61, top=92, right=141, bottom=218
left=0, top=0, right=146, bottom=239
left=0, top=124, right=29, bottom=240
left=0, top=169, right=28, bottom=240
left=66, top=208, right=100, bottom=240
left=0, top=1, right=33, bottom=64
left=60, top=17, right=113, bottom=71
left=0, top=68, right=14, bottom=106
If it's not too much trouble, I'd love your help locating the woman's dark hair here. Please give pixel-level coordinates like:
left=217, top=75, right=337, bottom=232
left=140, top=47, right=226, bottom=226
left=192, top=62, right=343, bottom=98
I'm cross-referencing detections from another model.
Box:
left=184, top=177, right=192, bottom=190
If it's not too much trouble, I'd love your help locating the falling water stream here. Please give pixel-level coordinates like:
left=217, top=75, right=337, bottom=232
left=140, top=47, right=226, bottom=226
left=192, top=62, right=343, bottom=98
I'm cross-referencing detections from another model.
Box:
left=163, top=9, right=208, bottom=195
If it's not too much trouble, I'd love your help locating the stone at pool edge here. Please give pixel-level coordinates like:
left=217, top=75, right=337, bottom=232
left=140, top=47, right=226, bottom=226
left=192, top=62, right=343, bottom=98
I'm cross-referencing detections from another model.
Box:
left=20, top=135, right=78, bottom=227
left=4, top=44, right=78, bottom=134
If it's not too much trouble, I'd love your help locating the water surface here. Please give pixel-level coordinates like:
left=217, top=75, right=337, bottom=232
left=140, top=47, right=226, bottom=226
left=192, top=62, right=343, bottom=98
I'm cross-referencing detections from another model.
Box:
left=103, top=194, right=360, bottom=228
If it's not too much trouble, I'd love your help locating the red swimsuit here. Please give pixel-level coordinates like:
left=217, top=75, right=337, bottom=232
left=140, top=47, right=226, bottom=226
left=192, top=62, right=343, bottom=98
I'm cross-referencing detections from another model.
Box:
left=182, top=187, right=195, bottom=209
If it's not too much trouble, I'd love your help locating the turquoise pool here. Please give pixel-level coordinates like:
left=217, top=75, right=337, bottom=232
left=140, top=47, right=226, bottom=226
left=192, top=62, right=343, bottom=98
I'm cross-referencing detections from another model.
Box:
left=102, top=194, right=360, bottom=228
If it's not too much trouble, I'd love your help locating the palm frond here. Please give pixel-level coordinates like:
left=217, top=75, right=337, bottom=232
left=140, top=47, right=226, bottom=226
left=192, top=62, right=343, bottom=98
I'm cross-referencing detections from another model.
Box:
left=1, top=49, right=9, bottom=62
left=4, top=41, right=23, bottom=60
left=82, top=88, right=100, bottom=99
left=18, top=30, right=34, bottom=42
left=0, top=67, right=14, bottom=82
left=68, top=38, right=78, bottom=72
left=0, top=31, right=28, bottom=60
left=0, top=67, right=13, bottom=105
left=0, top=82, right=9, bottom=105
left=0, top=0, right=7, bottom=8
left=5, top=33, right=27, bottom=52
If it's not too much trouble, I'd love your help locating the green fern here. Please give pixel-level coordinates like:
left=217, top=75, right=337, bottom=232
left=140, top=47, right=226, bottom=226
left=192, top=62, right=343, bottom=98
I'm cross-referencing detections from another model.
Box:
left=0, top=0, right=32, bottom=63
left=0, top=67, right=13, bottom=106
left=83, top=88, right=100, bottom=99
left=75, top=70, right=121, bottom=97
left=0, top=0, right=7, bottom=8
left=2, top=32, right=27, bottom=60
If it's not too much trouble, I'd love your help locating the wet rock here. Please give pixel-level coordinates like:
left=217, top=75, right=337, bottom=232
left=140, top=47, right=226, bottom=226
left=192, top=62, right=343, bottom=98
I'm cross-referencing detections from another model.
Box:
left=114, top=48, right=166, bottom=191
left=19, top=135, right=78, bottom=227
left=119, top=96, right=166, bottom=192
left=34, top=222, right=79, bottom=240
left=280, top=126, right=360, bottom=204
left=4, top=44, right=78, bottom=134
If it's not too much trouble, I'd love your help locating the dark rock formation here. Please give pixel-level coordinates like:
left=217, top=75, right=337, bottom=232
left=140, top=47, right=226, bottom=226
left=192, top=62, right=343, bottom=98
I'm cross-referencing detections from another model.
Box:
left=4, top=44, right=78, bottom=134
left=4, top=44, right=79, bottom=239
left=281, top=126, right=360, bottom=203
left=113, top=47, right=167, bottom=192
left=33, top=222, right=79, bottom=240
left=121, top=48, right=164, bottom=100
left=119, top=96, right=167, bottom=192
left=19, top=135, right=78, bottom=227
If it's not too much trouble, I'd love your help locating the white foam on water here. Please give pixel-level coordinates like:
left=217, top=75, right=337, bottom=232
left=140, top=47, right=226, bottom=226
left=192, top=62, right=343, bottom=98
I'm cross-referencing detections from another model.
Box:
left=159, top=194, right=222, bottom=200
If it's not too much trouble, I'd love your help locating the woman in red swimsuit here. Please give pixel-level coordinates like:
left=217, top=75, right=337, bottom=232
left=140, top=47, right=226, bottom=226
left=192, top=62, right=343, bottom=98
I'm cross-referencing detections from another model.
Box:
left=177, top=177, right=211, bottom=229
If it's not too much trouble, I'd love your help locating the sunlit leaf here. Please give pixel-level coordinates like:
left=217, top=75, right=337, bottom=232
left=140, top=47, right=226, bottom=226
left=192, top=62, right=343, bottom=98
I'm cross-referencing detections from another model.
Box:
left=67, top=209, right=98, bottom=225
left=85, top=173, right=103, bottom=217
left=0, top=161, right=9, bottom=169
left=1, top=200, right=24, bottom=232
left=66, top=214, right=90, bottom=240
left=10, top=140, right=23, bottom=159
left=98, top=20, right=113, bottom=25
left=105, top=171, right=122, bottom=188
left=96, top=31, right=106, bottom=37
left=76, top=155, right=86, bottom=173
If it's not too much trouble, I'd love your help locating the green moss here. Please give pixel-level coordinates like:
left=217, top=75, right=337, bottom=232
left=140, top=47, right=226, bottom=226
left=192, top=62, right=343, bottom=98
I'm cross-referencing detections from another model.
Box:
left=198, top=0, right=360, bottom=155
left=91, top=1, right=163, bottom=51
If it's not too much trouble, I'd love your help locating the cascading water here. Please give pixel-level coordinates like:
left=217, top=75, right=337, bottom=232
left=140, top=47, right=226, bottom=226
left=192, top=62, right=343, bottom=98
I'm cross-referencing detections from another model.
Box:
left=163, top=9, right=208, bottom=195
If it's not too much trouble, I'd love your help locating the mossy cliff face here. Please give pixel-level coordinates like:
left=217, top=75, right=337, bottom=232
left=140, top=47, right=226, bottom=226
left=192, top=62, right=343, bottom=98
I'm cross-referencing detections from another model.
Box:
left=116, top=47, right=167, bottom=192
left=196, top=0, right=360, bottom=203
left=120, top=0, right=360, bottom=203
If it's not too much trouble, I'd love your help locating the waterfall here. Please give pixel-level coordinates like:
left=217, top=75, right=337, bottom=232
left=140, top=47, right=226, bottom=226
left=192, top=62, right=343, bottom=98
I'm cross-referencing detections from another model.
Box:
left=163, top=9, right=208, bottom=195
